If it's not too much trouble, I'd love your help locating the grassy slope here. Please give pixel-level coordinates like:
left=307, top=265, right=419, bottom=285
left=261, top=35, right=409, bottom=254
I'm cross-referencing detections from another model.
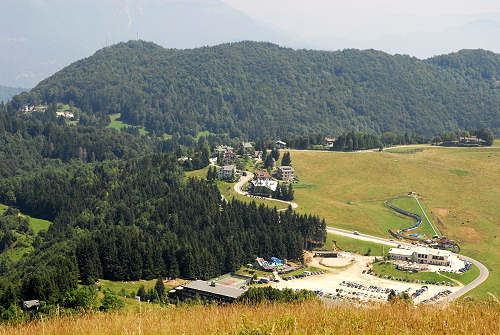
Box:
left=390, top=196, right=439, bottom=238
left=0, top=204, right=52, bottom=262
left=322, top=233, right=386, bottom=256
left=2, top=300, right=498, bottom=334
left=107, top=113, right=148, bottom=135
left=290, top=146, right=500, bottom=299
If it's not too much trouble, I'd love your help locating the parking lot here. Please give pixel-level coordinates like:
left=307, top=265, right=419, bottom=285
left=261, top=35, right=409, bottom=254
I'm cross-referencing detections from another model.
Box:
left=272, top=254, right=462, bottom=304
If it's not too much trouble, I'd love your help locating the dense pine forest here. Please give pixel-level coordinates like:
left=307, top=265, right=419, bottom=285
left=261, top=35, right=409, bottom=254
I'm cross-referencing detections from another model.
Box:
left=0, top=104, right=326, bottom=318
left=8, top=40, right=500, bottom=139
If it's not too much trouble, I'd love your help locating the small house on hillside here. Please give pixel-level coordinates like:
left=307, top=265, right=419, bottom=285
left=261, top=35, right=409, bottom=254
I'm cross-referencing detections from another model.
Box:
left=242, top=142, right=254, bottom=153
left=254, top=170, right=271, bottom=181
left=253, top=151, right=263, bottom=160
left=218, top=165, right=236, bottom=180
left=250, top=179, right=278, bottom=196
left=324, top=137, right=336, bottom=147
left=277, top=166, right=294, bottom=181
left=223, top=151, right=238, bottom=165
left=459, top=136, right=483, bottom=145
left=23, top=300, right=40, bottom=312
left=276, top=140, right=287, bottom=149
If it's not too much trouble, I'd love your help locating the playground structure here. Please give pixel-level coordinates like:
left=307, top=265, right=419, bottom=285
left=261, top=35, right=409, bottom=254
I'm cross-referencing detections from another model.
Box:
left=254, top=257, right=300, bottom=274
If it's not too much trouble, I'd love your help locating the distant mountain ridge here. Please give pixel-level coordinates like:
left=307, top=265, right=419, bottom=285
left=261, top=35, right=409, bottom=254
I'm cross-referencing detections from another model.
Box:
left=0, top=85, right=25, bottom=103
left=10, top=41, right=500, bottom=138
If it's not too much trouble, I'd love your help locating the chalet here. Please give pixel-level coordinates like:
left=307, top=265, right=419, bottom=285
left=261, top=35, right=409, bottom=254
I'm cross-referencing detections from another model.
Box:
left=437, top=238, right=456, bottom=249
left=223, top=151, right=238, bottom=164
left=254, top=170, right=271, bottom=181
left=276, top=140, right=287, bottom=149
left=218, top=165, right=236, bottom=180
left=168, top=280, right=245, bottom=304
left=250, top=179, right=278, bottom=195
left=324, top=137, right=336, bottom=147
left=277, top=166, right=294, bottom=181
left=242, top=142, right=254, bottom=153
left=215, top=145, right=233, bottom=154
left=253, top=151, right=263, bottom=160
left=56, top=111, right=75, bottom=118
left=23, top=300, right=40, bottom=312
left=459, top=136, right=483, bottom=145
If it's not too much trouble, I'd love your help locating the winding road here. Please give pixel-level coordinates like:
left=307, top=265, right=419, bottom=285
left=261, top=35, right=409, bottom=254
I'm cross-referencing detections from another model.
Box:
left=325, top=227, right=489, bottom=302
left=223, top=162, right=488, bottom=301
left=233, top=171, right=299, bottom=209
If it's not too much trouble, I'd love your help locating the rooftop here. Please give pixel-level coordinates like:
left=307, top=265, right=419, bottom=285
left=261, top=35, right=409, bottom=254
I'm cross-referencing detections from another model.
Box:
left=182, top=280, right=245, bottom=299
left=278, top=166, right=294, bottom=172
left=251, top=179, right=278, bottom=191
left=388, top=248, right=414, bottom=256
left=222, top=165, right=236, bottom=171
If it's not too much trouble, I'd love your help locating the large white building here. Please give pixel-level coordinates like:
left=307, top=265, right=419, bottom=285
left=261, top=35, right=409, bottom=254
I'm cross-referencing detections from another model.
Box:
left=389, top=246, right=451, bottom=266
left=218, top=165, right=236, bottom=180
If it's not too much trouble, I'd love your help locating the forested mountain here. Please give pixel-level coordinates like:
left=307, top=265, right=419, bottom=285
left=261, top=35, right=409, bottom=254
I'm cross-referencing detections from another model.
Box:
left=10, top=41, right=500, bottom=139
left=0, top=85, right=25, bottom=103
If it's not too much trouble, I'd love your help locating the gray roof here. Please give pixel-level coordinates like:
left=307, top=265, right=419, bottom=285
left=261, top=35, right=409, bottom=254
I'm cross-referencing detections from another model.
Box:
left=279, top=166, right=294, bottom=172
left=222, top=165, right=236, bottom=171
left=23, top=300, right=40, bottom=309
left=182, top=280, right=245, bottom=299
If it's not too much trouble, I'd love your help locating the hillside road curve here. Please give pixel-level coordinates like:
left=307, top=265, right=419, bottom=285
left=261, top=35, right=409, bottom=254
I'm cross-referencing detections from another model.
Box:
left=233, top=171, right=298, bottom=209
left=326, top=227, right=489, bottom=302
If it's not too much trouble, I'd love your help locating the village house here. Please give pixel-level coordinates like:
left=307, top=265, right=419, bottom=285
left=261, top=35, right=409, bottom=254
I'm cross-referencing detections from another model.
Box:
left=223, top=151, right=238, bottom=165
left=250, top=179, right=278, bottom=196
left=275, top=140, right=287, bottom=149
left=254, top=170, right=271, bottom=181
left=218, top=165, right=236, bottom=180
left=242, top=142, right=254, bottom=153
left=253, top=151, right=263, bottom=160
left=215, top=145, right=233, bottom=154
left=277, top=166, right=294, bottom=181
left=459, top=136, right=483, bottom=145
left=324, top=137, right=336, bottom=147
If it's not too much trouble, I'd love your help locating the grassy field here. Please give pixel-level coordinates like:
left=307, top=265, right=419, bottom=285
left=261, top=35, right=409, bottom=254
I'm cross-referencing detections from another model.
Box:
left=372, top=262, right=453, bottom=283
left=98, top=279, right=158, bottom=297
left=321, top=233, right=386, bottom=256
left=443, top=264, right=481, bottom=285
left=107, top=113, right=148, bottom=135
left=2, top=300, right=498, bottom=334
left=290, top=146, right=500, bottom=299
left=0, top=203, right=51, bottom=235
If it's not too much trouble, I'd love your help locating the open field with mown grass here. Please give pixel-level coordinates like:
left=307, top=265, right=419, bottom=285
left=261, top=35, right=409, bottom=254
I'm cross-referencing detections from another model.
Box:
left=1, top=300, right=498, bottom=335
left=290, top=146, right=500, bottom=299
left=107, top=113, right=148, bottom=135
left=372, top=262, right=454, bottom=283
left=322, top=233, right=386, bottom=256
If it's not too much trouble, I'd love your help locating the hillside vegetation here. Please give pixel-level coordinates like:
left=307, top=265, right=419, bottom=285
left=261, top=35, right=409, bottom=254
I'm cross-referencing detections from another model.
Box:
left=289, top=146, right=500, bottom=298
left=9, top=41, right=500, bottom=139
left=1, top=300, right=498, bottom=335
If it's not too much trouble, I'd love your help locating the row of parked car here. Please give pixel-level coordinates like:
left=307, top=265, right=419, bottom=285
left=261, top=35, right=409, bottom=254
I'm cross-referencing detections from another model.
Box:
left=421, top=290, right=452, bottom=304
left=283, top=270, right=325, bottom=281
left=411, top=285, right=428, bottom=299
left=459, top=261, right=472, bottom=273
left=340, top=281, right=393, bottom=294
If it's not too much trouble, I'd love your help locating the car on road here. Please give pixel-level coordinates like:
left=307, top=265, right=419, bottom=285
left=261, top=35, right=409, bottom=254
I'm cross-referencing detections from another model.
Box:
left=353, top=231, right=360, bottom=235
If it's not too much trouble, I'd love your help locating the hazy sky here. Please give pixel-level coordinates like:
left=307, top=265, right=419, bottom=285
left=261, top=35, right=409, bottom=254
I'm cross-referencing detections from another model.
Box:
left=221, top=0, right=500, bottom=39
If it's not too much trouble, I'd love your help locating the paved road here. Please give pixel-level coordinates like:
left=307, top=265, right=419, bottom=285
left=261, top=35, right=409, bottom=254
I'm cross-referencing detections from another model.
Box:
left=233, top=171, right=299, bottom=209
left=326, top=227, right=489, bottom=302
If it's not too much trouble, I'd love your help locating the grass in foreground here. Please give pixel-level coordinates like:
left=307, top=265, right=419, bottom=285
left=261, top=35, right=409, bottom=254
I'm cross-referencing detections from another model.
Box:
left=1, top=300, right=498, bottom=335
